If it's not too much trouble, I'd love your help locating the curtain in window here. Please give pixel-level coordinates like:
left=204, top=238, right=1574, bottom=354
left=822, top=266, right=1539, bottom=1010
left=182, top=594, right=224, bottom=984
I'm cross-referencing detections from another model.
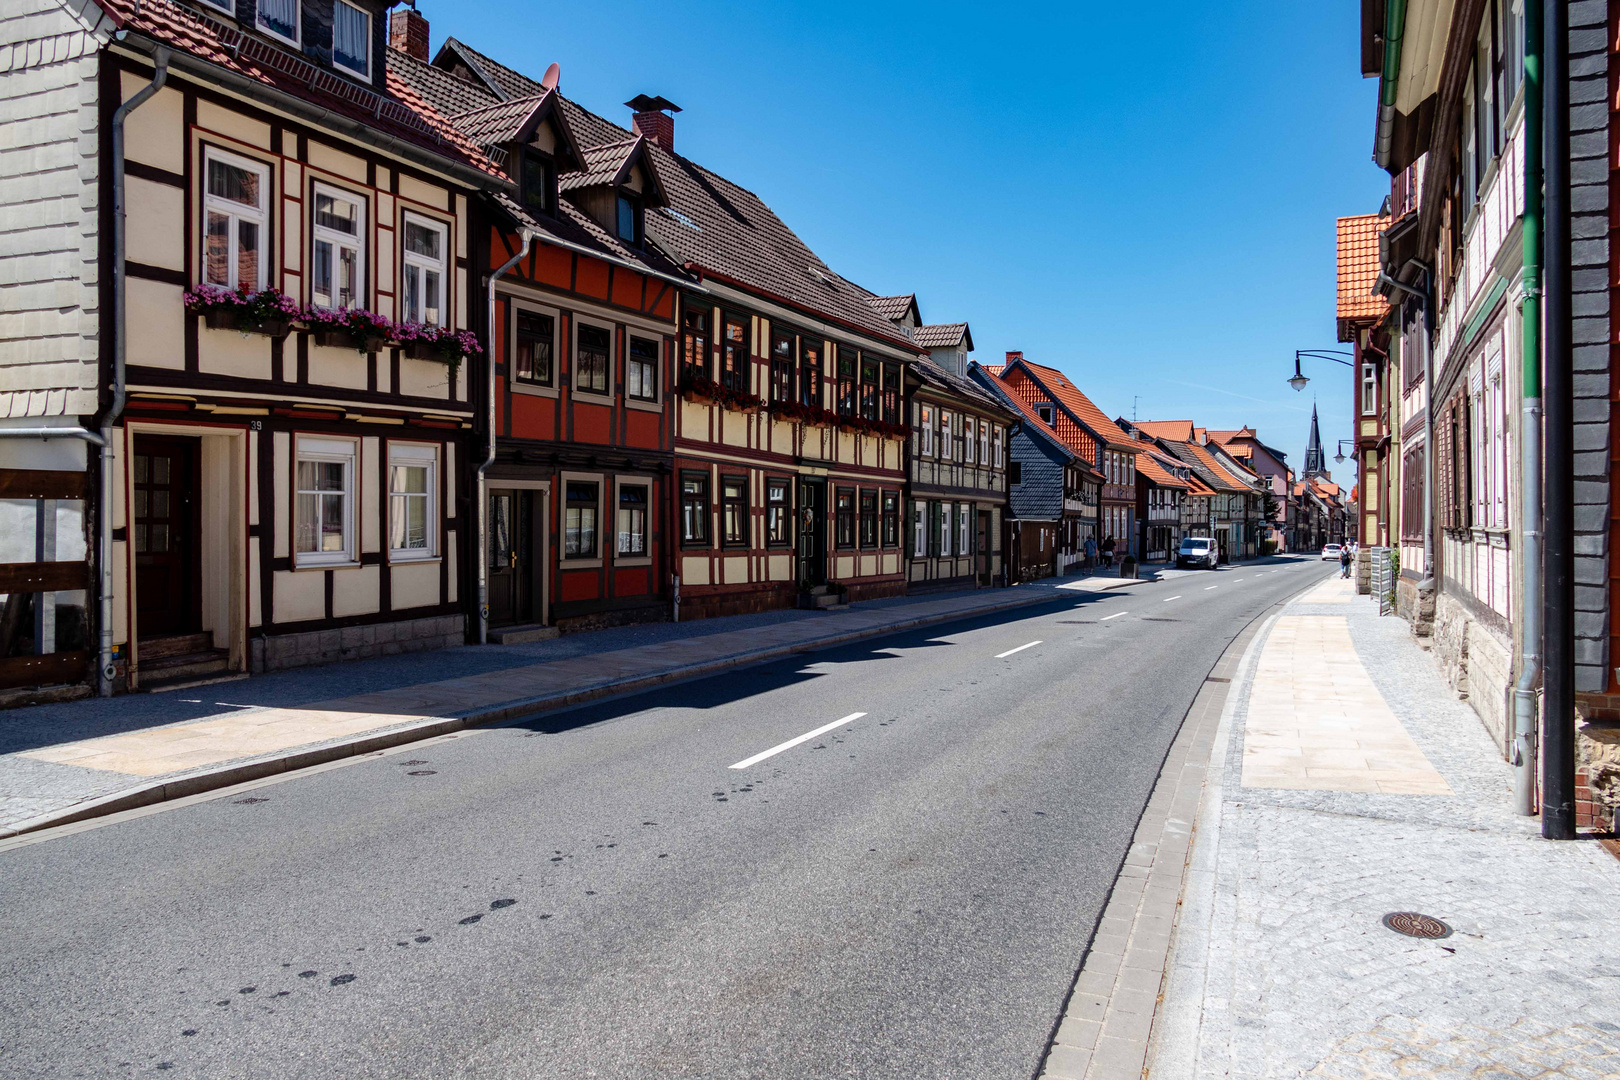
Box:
left=260, top=0, right=298, bottom=38
left=333, top=2, right=369, bottom=71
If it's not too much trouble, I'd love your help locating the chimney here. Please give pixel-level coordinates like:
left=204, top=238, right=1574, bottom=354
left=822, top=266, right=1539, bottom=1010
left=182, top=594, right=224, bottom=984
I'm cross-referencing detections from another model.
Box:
left=389, top=4, right=430, bottom=62
left=1005, top=350, right=1023, bottom=364
left=625, top=94, right=682, bottom=152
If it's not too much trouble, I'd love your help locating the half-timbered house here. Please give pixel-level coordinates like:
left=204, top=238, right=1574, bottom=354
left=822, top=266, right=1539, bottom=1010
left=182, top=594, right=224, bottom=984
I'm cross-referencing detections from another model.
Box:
left=392, top=25, right=689, bottom=637
left=1, top=0, right=499, bottom=696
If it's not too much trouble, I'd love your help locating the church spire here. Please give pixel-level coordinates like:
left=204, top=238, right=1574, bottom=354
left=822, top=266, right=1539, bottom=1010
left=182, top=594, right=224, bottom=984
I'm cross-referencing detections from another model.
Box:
left=1304, top=402, right=1326, bottom=477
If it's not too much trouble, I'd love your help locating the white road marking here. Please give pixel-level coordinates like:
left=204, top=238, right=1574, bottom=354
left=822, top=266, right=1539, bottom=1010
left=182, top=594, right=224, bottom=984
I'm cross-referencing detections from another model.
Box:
left=1234, top=578, right=1244, bottom=581
left=729, top=712, right=867, bottom=770
left=1205, top=586, right=1219, bottom=590
left=1101, top=612, right=1127, bottom=621
left=995, top=640, right=1043, bottom=659
left=1163, top=596, right=1182, bottom=602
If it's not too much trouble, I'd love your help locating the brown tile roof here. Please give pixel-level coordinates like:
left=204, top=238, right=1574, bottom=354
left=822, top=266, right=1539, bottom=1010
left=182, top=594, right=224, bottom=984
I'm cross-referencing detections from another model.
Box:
left=389, top=46, right=496, bottom=118
left=868, top=294, right=917, bottom=321
left=1337, top=213, right=1390, bottom=324
left=424, top=38, right=919, bottom=352
left=1013, top=359, right=1136, bottom=451
left=489, top=191, right=688, bottom=282
left=911, top=358, right=1016, bottom=416
left=1135, top=451, right=1190, bottom=489
left=102, top=0, right=503, bottom=180
left=450, top=93, right=552, bottom=148
left=914, top=323, right=970, bottom=349
left=1134, top=420, right=1197, bottom=442
left=558, top=137, right=665, bottom=206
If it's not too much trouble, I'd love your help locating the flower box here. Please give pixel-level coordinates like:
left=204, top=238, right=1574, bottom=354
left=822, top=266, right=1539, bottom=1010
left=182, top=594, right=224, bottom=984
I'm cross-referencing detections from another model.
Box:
left=187, top=284, right=300, bottom=338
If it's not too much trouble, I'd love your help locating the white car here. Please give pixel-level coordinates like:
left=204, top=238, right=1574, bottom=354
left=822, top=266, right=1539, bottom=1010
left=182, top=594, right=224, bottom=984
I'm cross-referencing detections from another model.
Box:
left=1321, top=544, right=1343, bottom=561
left=1177, top=537, right=1218, bottom=570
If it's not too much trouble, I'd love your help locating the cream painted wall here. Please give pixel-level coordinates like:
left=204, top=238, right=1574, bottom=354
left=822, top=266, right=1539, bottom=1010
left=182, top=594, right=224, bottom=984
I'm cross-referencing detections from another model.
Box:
left=273, top=569, right=325, bottom=623
left=359, top=436, right=380, bottom=554
left=309, top=345, right=369, bottom=390
left=197, top=99, right=271, bottom=148
left=723, top=556, right=747, bottom=583
left=198, top=327, right=273, bottom=381
left=768, top=554, right=791, bottom=580
left=126, top=177, right=185, bottom=270
left=121, top=76, right=183, bottom=172
left=306, top=141, right=366, bottom=182
left=332, top=565, right=380, bottom=618
left=398, top=356, right=454, bottom=399
left=127, top=279, right=186, bottom=369
left=390, top=559, right=439, bottom=610
left=682, top=556, right=710, bottom=586
left=397, top=175, right=445, bottom=210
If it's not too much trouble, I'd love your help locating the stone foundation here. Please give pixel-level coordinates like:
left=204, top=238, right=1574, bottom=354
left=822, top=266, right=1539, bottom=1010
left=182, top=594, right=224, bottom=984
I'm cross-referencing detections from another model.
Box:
left=250, top=615, right=465, bottom=674
left=1429, top=591, right=1512, bottom=755
left=1574, top=697, right=1620, bottom=831
left=554, top=604, right=668, bottom=635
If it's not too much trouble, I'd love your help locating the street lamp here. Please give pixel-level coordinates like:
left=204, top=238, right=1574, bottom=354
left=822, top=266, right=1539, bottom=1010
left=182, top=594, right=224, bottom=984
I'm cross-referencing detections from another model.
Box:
left=1287, top=349, right=1354, bottom=391
left=1333, top=439, right=1355, bottom=464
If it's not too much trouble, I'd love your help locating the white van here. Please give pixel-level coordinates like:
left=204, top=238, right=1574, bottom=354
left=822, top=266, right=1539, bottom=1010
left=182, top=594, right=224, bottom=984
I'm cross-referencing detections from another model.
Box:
left=1177, top=537, right=1217, bottom=570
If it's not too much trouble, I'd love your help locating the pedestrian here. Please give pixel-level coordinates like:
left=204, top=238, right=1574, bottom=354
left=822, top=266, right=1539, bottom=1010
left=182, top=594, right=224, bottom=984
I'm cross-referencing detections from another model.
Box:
left=1339, top=546, right=1352, bottom=579
left=1084, top=535, right=1097, bottom=572
left=1101, top=534, right=1115, bottom=570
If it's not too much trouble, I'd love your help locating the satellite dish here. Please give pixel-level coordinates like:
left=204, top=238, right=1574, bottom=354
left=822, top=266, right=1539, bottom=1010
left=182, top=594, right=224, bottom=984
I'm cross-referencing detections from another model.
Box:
left=540, top=62, right=561, bottom=91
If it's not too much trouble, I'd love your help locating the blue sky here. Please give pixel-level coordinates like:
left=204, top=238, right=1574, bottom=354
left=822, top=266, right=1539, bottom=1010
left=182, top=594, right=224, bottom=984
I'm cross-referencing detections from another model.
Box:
left=426, top=0, right=1386, bottom=483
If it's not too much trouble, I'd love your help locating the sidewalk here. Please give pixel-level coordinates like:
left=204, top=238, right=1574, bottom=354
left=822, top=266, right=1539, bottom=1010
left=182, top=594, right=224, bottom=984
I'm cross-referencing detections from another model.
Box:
left=0, top=571, right=1155, bottom=839
left=1038, top=574, right=1620, bottom=1079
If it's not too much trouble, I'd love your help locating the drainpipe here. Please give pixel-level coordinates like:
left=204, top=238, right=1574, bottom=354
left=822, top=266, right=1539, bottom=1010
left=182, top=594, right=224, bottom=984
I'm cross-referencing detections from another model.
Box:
left=1541, top=0, right=1575, bottom=840
left=1374, top=0, right=1410, bottom=169
left=477, top=231, right=532, bottom=645
left=99, top=45, right=170, bottom=696
left=1513, top=0, right=1544, bottom=817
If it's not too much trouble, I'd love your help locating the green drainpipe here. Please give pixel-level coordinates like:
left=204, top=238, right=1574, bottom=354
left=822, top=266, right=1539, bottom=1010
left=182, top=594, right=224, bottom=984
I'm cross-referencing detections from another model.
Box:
left=1374, top=0, right=1410, bottom=168
left=1513, top=0, right=1543, bottom=817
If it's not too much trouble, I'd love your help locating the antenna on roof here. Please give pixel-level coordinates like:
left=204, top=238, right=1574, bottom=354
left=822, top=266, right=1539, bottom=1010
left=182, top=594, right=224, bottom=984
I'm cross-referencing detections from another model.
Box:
left=1133, top=395, right=1139, bottom=422
left=540, top=62, right=561, bottom=91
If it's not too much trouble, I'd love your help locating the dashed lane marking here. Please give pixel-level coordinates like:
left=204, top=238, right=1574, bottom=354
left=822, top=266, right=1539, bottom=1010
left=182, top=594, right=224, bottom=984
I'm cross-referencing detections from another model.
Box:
left=728, top=712, right=867, bottom=770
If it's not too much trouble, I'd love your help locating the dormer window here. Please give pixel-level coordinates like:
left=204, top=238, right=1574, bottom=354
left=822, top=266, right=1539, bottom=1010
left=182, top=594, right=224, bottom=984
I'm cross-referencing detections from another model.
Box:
left=332, top=1, right=371, bottom=80
left=257, top=0, right=300, bottom=45
left=521, top=153, right=555, bottom=216
left=1036, top=404, right=1054, bottom=426
left=617, top=192, right=642, bottom=245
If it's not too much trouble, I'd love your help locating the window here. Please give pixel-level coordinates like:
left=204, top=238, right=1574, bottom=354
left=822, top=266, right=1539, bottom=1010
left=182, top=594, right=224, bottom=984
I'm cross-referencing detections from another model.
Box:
left=993, top=427, right=1003, bottom=468
left=311, top=183, right=365, bottom=310
left=835, top=487, right=856, bottom=549
left=521, top=153, right=555, bottom=216
left=798, top=337, right=822, bottom=407
left=682, top=306, right=711, bottom=382
left=937, top=502, right=952, bottom=557
left=912, top=501, right=926, bottom=557
left=940, top=412, right=953, bottom=461
left=770, top=329, right=795, bottom=404
left=564, top=482, right=599, bottom=558
left=859, top=489, right=878, bottom=548
left=627, top=335, right=659, bottom=401
left=681, top=472, right=710, bottom=546
left=721, top=475, right=749, bottom=547
left=766, top=478, right=791, bottom=546
left=401, top=214, right=446, bottom=326
left=332, top=0, right=371, bottom=78
left=514, top=310, right=554, bottom=385
left=882, top=362, right=900, bottom=424
left=616, top=192, right=642, bottom=245
left=257, top=0, right=299, bottom=44
left=1010, top=461, right=1022, bottom=485
left=958, top=502, right=971, bottom=556
left=882, top=491, right=899, bottom=547
left=1361, top=362, right=1377, bottom=416
left=836, top=347, right=857, bottom=416
left=576, top=323, right=611, bottom=395
left=860, top=357, right=879, bottom=420
left=720, top=313, right=749, bottom=393
left=1036, top=404, right=1054, bottom=426
left=388, top=443, right=436, bottom=559
left=919, top=406, right=934, bottom=456
left=203, top=149, right=268, bottom=292
left=979, top=421, right=990, bottom=466
left=294, top=437, right=356, bottom=566
left=617, top=484, right=648, bottom=556
left=963, top=417, right=976, bottom=465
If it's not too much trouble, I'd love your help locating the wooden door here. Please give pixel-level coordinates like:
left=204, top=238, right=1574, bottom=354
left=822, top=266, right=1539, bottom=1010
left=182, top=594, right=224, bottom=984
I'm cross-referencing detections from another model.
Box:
left=796, top=478, right=826, bottom=588
left=488, top=489, right=534, bottom=626
left=976, top=511, right=991, bottom=585
left=133, top=435, right=201, bottom=638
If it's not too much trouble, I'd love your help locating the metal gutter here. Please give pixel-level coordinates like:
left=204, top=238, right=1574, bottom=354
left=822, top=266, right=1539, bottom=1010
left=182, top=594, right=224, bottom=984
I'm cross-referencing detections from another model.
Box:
left=1374, top=0, right=1411, bottom=169
left=1514, top=0, right=1543, bottom=817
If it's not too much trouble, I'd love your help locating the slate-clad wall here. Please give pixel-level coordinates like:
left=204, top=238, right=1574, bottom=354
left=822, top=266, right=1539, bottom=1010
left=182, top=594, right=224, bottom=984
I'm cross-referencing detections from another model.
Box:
left=1005, top=429, right=1066, bottom=522
left=1569, top=0, right=1611, bottom=694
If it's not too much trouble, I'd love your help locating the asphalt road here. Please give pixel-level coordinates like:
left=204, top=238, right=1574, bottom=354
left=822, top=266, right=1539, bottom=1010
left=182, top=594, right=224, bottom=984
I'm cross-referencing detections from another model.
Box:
left=0, top=556, right=1333, bottom=1080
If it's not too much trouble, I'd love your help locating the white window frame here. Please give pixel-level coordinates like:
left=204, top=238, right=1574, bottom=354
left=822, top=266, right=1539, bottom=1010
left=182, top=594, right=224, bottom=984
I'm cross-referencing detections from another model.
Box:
left=387, top=441, right=437, bottom=561
left=201, top=146, right=270, bottom=293
left=958, top=501, right=971, bottom=556
left=400, top=211, right=448, bottom=327
left=256, top=0, right=301, bottom=47
left=940, top=411, right=953, bottom=461
left=573, top=316, right=615, bottom=398
left=937, top=502, right=952, bottom=557
left=919, top=406, right=934, bottom=456
left=332, top=0, right=373, bottom=81
left=979, top=421, right=990, bottom=466
left=993, top=426, right=1003, bottom=469
left=912, top=500, right=926, bottom=558
left=197, top=0, right=234, bottom=13
left=963, top=416, right=976, bottom=465
left=294, top=435, right=358, bottom=568
left=310, top=181, right=367, bottom=311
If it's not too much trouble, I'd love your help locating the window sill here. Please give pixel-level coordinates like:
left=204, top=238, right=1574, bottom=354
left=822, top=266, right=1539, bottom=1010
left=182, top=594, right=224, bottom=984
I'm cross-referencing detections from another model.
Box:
left=573, top=387, right=613, bottom=401
left=512, top=382, right=559, bottom=399
left=561, top=556, right=604, bottom=569
left=613, top=554, right=653, bottom=567
left=388, top=554, right=442, bottom=566
left=626, top=398, right=662, bottom=414
left=293, top=559, right=361, bottom=571
left=680, top=541, right=713, bottom=550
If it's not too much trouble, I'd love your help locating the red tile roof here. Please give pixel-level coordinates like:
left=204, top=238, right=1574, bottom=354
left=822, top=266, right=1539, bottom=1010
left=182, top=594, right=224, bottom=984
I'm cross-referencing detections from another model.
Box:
left=1337, top=213, right=1390, bottom=324
left=979, top=368, right=1099, bottom=466
left=102, top=0, right=502, bottom=179
left=1012, top=359, right=1136, bottom=451
left=1134, top=420, right=1197, bottom=442
left=1135, top=451, right=1190, bottom=489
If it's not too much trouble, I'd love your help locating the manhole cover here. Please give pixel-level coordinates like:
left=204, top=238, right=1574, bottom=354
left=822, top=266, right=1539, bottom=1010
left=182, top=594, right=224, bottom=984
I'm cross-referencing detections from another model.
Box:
left=1382, top=911, right=1452, bottom=939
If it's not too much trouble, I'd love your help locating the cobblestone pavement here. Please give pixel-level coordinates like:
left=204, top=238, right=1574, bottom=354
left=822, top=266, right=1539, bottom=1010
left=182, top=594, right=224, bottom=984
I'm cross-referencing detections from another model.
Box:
left=1149, top=582, right=1620, bottom=1079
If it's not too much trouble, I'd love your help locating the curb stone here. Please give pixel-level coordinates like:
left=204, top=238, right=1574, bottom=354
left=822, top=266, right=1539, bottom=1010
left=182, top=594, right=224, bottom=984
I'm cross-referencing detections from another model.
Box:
left=0, top=576, right=1159, bottom=841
